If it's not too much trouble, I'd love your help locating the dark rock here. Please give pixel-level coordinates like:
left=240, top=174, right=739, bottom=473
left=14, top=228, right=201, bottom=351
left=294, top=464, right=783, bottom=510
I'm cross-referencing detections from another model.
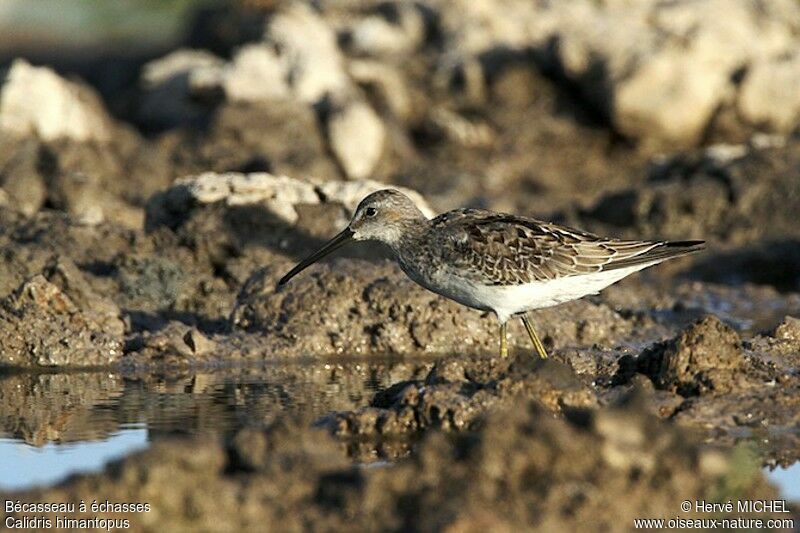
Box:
left=169, top=102, right=339, bottom=180
left=0, top=275, right=122, bottom=368
left=637, top=316, right=746, bottom=396
left=42, top=256, right=125, bottom=337
left=0, top=138, right=47, bottom=216
left=581, top=143, right=800, bottom=246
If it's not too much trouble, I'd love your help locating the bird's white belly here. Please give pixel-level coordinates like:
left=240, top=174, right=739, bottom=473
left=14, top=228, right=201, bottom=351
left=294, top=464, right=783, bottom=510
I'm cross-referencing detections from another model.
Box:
left=420, top=264, right=653, bottom=323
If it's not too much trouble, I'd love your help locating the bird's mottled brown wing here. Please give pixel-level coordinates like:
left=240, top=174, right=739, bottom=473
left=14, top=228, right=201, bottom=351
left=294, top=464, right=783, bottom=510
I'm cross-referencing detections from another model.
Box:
left=431, top=209, right=663, bottom=285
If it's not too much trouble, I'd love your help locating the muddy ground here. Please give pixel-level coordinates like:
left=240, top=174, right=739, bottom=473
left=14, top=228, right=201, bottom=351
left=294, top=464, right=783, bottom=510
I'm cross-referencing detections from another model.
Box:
left=0, top=0, right=799, bottom=530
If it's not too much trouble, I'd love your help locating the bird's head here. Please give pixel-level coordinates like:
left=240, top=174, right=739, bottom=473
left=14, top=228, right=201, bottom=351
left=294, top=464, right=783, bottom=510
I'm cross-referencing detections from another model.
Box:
left=278, top=189, right=427, bottom=286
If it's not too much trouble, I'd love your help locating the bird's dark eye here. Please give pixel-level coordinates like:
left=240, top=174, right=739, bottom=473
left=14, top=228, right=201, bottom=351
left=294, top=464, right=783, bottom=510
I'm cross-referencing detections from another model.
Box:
left=365, top=207, right=377, bottom=217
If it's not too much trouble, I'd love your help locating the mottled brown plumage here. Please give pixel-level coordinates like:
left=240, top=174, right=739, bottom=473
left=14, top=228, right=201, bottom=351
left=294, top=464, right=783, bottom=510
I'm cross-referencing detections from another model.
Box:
left=425, top=208, right=691, bottom=286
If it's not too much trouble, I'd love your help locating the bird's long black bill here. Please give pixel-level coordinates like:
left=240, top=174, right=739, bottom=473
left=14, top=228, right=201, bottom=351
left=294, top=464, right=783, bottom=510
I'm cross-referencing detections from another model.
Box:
left=278, top=228, right=354, bottom=286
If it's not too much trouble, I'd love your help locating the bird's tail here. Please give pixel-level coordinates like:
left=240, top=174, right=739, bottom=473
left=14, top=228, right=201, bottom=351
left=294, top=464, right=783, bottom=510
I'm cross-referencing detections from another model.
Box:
left=604, top=240, right=705, bottom=270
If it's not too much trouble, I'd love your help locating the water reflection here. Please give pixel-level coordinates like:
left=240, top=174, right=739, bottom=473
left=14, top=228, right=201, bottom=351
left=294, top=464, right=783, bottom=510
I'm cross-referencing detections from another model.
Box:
left=0, top=359, right=431, bottom=488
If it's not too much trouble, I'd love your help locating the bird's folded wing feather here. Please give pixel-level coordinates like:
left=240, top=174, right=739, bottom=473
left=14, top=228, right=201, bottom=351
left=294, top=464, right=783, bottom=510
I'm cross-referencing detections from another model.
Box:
left=432, top=209, right=661, bottom=285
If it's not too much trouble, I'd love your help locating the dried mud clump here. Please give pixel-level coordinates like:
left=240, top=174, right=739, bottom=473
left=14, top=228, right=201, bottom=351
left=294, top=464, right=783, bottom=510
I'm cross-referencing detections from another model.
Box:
left=0, top=272, right=123, bottom=368
left=126, top=322, right=218, bottom=364
left=3, top=401, right=782, bottom=531
left=747, top=315, right=800, bottom=369
left=636, top=315, right=746, bottom=396
left=42, top=256, right=125, bottom=338
left=772, top=316, right=800, bottom=344
left=232, top=259, right=497, bottom=357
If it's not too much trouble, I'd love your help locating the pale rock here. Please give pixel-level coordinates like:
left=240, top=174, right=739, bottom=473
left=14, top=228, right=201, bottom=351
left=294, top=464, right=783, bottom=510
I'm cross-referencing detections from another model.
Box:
left=176, top=172, right=318, bottom=224
left=327, top=101, right=386, bottom=180
left=738, top=54, right=800, bottom=133
left=0, top=59, right=112, bottom=142
left=141, top=49, right=224, bottom=88
left=614, top=49, right=729, bottom=145
left=436, top=0, right=800, bottom=145
left=266, top=3, right=350, bottom=103
left=349, top=5, right=426, bottom=56
left=146, top=171, right=435, bottom=229
left=437, top=0, right=542, bottom=57
left=222, top=44, right=290, bottom=102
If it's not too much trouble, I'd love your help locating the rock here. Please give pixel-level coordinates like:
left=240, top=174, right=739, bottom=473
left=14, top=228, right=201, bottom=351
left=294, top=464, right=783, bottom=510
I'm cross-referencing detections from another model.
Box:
left=0, top=275, right=122, bottom=368
left=772, top=316, right=800, bottom=344
left=266, top=3, right=350, bottom=103
left=348, top=4, right=426, bottom=57
left=115, top=254, right=187, bottom=312
left=175, top=99, right=338, bottom=179
left=327, top=357, right=596, bottom=437
left=348, top=60, right=413, bottom=122
left=438, top=0, right=800, bottom=145
left=146, top=172, right=317, bottom=230
left=737, top=53, right=800, bottom=133
left=42, top=256, right=125, bottom=338
left=427, top=107, right=495, bottom=147
left=133, top=322, right=218, bottom=362
left=142, top=49, right=224, bottom=89
left=327, top=100, right=386, bottom=180
left=222, top=44, right=290, bottom=103
left=581, top=140, right=800, bottom=245
left=0, top=138, right=47, bottom=216
left=145, top=171, right=435, bottom=232
left=0, top=111, right=169, bottom=227
left=612, top=49, right=728, bottom=147
left=43, top=142, right=110, bottom=226
left=637, top=316, right=745, bottom=396
left=0, top=59, right=112, bottom=142
left=438, top=0, right=540, bottom=58
left=139, top=49, right=225, bottom=129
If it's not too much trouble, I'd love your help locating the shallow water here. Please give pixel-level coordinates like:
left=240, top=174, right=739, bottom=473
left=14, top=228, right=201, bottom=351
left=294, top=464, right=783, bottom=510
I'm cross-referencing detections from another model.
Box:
left=0, top=359, right=430, bottom=491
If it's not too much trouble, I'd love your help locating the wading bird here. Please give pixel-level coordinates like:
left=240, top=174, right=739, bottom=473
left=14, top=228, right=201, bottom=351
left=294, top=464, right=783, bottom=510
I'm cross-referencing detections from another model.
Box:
left=279, top=189, right=704, bottom=358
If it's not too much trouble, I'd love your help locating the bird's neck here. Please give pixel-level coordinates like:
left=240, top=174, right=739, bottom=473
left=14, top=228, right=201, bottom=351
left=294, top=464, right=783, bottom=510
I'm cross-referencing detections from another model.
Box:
left=387, top=217, right=430, bottom=257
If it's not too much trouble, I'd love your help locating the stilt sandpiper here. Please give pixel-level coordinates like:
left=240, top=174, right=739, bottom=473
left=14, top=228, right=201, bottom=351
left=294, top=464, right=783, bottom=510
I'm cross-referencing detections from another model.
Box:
left=279, top=189, right=704, bottom=358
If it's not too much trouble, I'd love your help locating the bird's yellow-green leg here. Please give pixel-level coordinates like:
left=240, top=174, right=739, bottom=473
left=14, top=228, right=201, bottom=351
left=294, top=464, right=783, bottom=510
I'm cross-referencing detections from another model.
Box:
left=521, top=315, right=548, bottom=359
left=499, top=322, right=508, bottom=358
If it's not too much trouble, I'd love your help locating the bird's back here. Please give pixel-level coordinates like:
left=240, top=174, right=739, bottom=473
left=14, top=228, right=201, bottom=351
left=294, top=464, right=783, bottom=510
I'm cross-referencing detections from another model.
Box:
left=419, top=208, right=703, bottom=286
